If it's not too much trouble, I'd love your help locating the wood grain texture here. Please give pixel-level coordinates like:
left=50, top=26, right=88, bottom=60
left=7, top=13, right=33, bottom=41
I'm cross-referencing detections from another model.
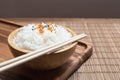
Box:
left=0, top=19, right=93, bottom=80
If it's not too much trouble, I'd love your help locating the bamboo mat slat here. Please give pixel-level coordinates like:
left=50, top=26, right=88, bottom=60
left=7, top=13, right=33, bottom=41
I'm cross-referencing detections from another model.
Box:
left=2, top=18, right=120, bottom=80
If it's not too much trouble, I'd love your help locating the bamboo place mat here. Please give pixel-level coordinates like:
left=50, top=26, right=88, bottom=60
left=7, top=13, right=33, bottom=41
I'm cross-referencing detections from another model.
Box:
left=1, top=18, right=120, bottom=80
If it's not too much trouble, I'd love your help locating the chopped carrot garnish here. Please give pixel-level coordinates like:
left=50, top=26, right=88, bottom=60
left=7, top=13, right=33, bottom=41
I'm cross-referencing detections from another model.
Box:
left=39, top=28, right=44, bottom=34
left=37, top=24, right=42, bottom=29
left=47, top=27, right=52, bottom=31
left=48, top=22, right=52, bottom=26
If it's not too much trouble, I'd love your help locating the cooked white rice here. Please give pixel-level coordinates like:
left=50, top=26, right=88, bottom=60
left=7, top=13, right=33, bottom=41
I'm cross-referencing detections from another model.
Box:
left=13, top=22, right=72, bottom=51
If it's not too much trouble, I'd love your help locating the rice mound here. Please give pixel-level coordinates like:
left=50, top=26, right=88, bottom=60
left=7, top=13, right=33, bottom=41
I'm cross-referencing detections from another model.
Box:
left=13, top=23, right=72, bottom=51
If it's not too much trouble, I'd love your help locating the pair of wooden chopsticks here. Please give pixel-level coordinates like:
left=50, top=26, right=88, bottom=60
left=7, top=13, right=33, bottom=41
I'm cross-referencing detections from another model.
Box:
left=0, top=33, right=87, bottom=72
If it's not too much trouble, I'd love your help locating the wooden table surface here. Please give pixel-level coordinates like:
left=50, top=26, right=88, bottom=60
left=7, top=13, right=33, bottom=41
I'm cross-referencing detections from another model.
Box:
left=1, top=18, right=120, bottom=80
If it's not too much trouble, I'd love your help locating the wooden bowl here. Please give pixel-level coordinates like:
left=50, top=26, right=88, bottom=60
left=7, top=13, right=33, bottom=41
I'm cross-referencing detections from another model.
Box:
left=8, top=26, right=77, bottom=70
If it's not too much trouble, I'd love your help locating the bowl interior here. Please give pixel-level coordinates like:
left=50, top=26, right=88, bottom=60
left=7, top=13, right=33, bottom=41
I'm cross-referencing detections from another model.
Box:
left=8, top=27, right=77, bottom=54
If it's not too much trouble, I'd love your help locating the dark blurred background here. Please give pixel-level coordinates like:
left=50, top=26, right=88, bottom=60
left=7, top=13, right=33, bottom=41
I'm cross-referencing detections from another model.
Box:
left=0, top=0, right=120, bottom=18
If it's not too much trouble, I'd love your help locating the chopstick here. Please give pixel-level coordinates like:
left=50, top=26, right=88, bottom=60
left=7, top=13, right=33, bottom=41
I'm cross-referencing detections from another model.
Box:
left=0, top=33, right=87, bottom=72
